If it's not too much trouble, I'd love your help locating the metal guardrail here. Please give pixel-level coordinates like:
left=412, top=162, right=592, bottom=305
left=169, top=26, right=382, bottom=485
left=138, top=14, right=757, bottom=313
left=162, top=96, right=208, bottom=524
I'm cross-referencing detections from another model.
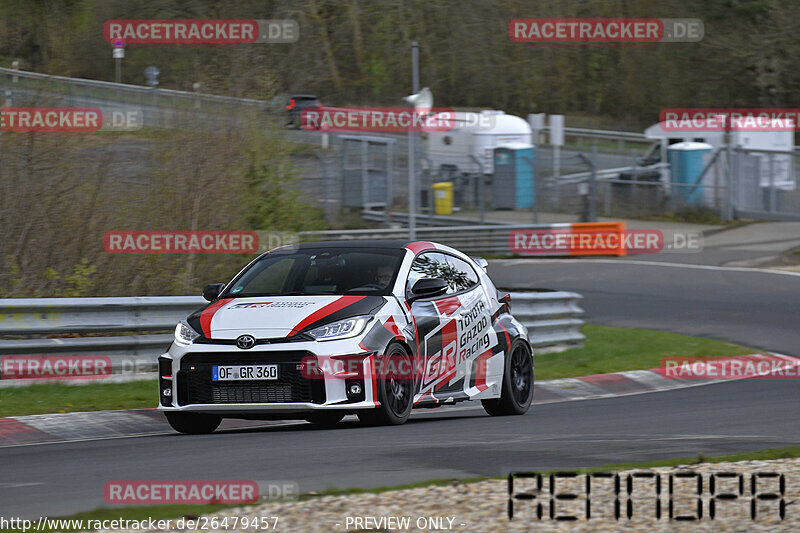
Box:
left=0, top=296, right=206, bottom=335
left=542, top=126, right=647, bottom=141
left=505, top=291, right=585, bottom=352
left=360, top=210, right=509, bottom=227
left=300, top=219, right=571, bottom=255
left=0, top=290, right=584, bottom=377
left=0, top=297, right=206, bottom=374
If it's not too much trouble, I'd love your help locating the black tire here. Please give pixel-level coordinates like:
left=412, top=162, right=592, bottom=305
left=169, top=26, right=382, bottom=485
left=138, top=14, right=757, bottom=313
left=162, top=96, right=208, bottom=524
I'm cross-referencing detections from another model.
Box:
left=165, top=412, right=222, bottom=434
left=357, top=343, right=415, bottom=426
left=304, top=412, right=345, bottom=427
left=482, top=342, right=534, bottom=416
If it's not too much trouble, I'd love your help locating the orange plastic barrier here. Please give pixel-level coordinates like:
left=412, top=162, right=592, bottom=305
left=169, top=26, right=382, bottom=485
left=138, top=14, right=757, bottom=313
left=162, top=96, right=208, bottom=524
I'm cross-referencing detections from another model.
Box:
left=569, top=222, right=627, bottom=257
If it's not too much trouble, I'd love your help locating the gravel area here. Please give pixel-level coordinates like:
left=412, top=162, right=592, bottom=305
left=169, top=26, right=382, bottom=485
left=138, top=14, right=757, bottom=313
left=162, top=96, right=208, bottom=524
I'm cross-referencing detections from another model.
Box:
left=103, top=458, right=799, bottom=532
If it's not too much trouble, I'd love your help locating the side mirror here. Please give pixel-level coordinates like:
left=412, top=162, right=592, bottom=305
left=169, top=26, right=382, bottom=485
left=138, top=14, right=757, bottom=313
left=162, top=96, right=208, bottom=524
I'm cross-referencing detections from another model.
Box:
left=203, top=283, right=226, bottom=302
left=409, top=278, right=448, bottom=301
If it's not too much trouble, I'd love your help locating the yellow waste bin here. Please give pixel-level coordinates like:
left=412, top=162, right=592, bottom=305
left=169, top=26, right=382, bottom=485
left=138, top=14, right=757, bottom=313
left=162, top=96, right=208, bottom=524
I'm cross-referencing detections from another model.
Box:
left=433, top=182, right=453, bottom=215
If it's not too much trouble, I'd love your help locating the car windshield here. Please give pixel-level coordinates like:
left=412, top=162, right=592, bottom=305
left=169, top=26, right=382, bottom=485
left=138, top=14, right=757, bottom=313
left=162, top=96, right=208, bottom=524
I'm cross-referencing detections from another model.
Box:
left=222, top=247, right=405, bottom=297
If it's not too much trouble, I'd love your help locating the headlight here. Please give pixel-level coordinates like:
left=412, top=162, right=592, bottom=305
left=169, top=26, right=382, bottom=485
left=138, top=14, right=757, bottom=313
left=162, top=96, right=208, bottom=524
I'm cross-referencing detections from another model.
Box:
left=307, top=316, right=371, bottom=341
left=174, top=321, right=200, bottom=345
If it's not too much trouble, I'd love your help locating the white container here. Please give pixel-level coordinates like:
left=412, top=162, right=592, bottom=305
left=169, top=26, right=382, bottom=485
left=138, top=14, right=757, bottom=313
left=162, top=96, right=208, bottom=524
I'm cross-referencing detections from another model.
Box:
left=644, top=118, right=795, bottom=191
left=424, top=110, right=532, bottom=174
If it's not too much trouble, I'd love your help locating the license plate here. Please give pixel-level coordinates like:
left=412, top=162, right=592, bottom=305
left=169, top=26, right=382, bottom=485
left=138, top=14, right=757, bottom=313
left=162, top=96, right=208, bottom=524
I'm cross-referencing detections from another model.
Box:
left=212, top=364, right=278, bottom=381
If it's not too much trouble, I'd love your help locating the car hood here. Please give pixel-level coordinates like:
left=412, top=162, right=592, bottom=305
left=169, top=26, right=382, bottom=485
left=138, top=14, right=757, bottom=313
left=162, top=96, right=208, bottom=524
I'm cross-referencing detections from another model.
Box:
left=188, top=295, right=386, bottom=340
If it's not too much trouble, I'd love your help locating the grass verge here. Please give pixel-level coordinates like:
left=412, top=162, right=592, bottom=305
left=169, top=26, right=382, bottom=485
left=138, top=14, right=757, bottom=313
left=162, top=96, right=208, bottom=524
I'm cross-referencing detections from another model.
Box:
left=536, top=324, right=754, bottom=381
left=0, top=379, right=156, bottom=418
left=3, top=446, right=798, bottom=532
left=0, top=325, right=755, bottom=417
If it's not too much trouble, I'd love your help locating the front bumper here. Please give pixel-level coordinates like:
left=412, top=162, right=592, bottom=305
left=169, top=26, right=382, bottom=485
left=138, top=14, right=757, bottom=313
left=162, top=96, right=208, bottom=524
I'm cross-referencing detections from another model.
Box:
left=157, top=338, right=379, bottom=415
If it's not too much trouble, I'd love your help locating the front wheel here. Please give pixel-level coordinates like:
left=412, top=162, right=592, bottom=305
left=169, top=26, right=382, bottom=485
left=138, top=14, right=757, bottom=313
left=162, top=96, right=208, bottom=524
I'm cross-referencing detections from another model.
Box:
left=482, top=342, right=534, bottom=416
left=165, top=412, right=222, bottom=434
left=358, top=343, right=415, bottom=426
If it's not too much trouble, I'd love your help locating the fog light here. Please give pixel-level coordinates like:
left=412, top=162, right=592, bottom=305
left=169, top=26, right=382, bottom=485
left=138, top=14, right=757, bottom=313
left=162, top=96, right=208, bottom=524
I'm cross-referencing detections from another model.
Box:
left=345, top=378, right=365, bottom=402
left=162, top=388, right=172, bottom=397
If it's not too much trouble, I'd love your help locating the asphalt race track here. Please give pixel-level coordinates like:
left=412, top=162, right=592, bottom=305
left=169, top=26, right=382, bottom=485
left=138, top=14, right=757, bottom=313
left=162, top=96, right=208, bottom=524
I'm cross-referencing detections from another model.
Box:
left=2, top=260, right=799, bottom=519
left=490, top=259, right=800, bottom=355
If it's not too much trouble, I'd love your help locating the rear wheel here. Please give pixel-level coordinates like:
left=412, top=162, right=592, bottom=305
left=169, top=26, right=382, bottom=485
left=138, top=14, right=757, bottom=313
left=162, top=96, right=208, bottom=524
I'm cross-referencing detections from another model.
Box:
left=304, top=412, right=345, bottom=427
left=358, top=343, right=415, bottom=426
left=165, top=412, right=222, bottom=434
left=482, top=342, right=534, bottom=416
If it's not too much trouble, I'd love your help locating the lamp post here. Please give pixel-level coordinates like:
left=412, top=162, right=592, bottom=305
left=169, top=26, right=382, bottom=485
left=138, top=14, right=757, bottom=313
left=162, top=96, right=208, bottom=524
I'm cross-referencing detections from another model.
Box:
left=402, top=42, right=432, bottom=239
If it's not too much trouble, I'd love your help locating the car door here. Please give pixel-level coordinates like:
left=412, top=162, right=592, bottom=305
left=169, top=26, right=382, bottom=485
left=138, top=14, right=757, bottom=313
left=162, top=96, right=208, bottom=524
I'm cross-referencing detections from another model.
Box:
left=406, top=252, right=498, bottom=402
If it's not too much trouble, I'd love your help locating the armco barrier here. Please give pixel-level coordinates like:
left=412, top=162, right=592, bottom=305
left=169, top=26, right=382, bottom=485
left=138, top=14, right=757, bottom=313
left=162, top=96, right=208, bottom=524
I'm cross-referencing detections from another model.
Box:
left=504, top=291, right=585, bottom=352
left=304, top=216, right=627, bottom=257
left=0, top=291, right=584, bottom=378
left=0, top=297, right=205, bottom=374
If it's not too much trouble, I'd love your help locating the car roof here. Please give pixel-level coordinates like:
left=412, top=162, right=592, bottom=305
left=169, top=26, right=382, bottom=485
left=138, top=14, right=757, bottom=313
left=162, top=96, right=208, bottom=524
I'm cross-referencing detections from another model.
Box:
left=290, top=240, right=419, bottom=250
left=289, top=94, right=318, bottom=99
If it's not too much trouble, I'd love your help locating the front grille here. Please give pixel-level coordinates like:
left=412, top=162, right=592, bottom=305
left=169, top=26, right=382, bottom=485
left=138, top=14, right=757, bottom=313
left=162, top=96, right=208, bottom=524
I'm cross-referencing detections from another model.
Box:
left=193, top=333, right=313, bottom=346
left=177, top=351, right=324, bottom=405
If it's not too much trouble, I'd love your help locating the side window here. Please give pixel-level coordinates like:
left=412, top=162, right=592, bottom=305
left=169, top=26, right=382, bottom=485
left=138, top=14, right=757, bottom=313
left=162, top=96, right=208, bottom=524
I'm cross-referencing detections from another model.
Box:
left=407, top=252, right=478, bottom=296
left=407, top=253, right=447, bottom=294
left=444, top=255, right=479, bottom=292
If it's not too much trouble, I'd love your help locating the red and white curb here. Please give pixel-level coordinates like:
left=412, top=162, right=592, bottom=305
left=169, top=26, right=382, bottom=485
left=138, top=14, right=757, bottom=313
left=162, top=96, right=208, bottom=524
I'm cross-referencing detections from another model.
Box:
left=1, top=353, right=797, bottom=447
left=534, top=352, right=800, bottom=404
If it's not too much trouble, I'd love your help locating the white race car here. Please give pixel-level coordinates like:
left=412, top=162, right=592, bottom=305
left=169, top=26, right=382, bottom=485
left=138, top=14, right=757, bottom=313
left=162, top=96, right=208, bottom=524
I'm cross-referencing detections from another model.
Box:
left=159, top=240, right=533, bottom=433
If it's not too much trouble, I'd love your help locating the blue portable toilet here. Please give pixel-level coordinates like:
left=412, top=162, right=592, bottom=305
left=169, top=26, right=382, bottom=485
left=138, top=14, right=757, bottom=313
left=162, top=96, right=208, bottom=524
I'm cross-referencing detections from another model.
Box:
left=668, top=142, right=713, bottom=206
left=492, top=143, right=534, bottom=209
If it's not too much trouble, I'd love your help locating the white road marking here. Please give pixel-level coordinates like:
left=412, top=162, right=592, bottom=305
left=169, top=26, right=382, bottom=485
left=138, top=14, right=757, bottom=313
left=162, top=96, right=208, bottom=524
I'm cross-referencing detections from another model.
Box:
left=497, top=258, right=800, bottom=278
left=0, top=482, right=44, bottom=489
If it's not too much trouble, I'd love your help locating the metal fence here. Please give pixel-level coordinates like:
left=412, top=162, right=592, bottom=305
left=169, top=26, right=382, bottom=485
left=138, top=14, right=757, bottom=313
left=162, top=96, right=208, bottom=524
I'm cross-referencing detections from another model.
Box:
left=0, top=66, right=272, bottom=129
left=5, top=65, right=799, bottom=222
left=0, top=291, right=584, bottom=380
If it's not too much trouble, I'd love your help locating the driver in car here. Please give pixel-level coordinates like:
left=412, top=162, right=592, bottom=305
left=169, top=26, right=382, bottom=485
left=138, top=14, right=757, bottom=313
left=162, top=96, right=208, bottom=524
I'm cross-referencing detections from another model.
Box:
left=375, top=264, right=394, bottom=289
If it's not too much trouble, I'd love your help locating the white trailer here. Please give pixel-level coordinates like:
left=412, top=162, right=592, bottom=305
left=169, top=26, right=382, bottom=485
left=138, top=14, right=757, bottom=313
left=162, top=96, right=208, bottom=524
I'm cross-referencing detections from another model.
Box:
left=644, top=119, right=795, bottom=192
left=423, top=110, right=532, bottom=175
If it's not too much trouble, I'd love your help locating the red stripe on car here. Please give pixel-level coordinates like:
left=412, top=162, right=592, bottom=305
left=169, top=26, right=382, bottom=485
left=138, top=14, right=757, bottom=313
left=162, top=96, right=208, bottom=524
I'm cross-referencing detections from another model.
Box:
left=287, top=295, right=366, bottom=337
left=369, top=354, right=379, bottom=406
left=475, top=349, right=493, bottom=391
left=405, top=241, right=436, bottom=254
left=435, top=319, right=459, bottom=390
left=382, top=317, right=405, bottom=341
left=199, top=298, right=233, bottom=338
left=404, top=301, right=420, bottom=356
left=496, top=320, right=512, bottom=353
left=434, top=296, right=460, bottom=317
